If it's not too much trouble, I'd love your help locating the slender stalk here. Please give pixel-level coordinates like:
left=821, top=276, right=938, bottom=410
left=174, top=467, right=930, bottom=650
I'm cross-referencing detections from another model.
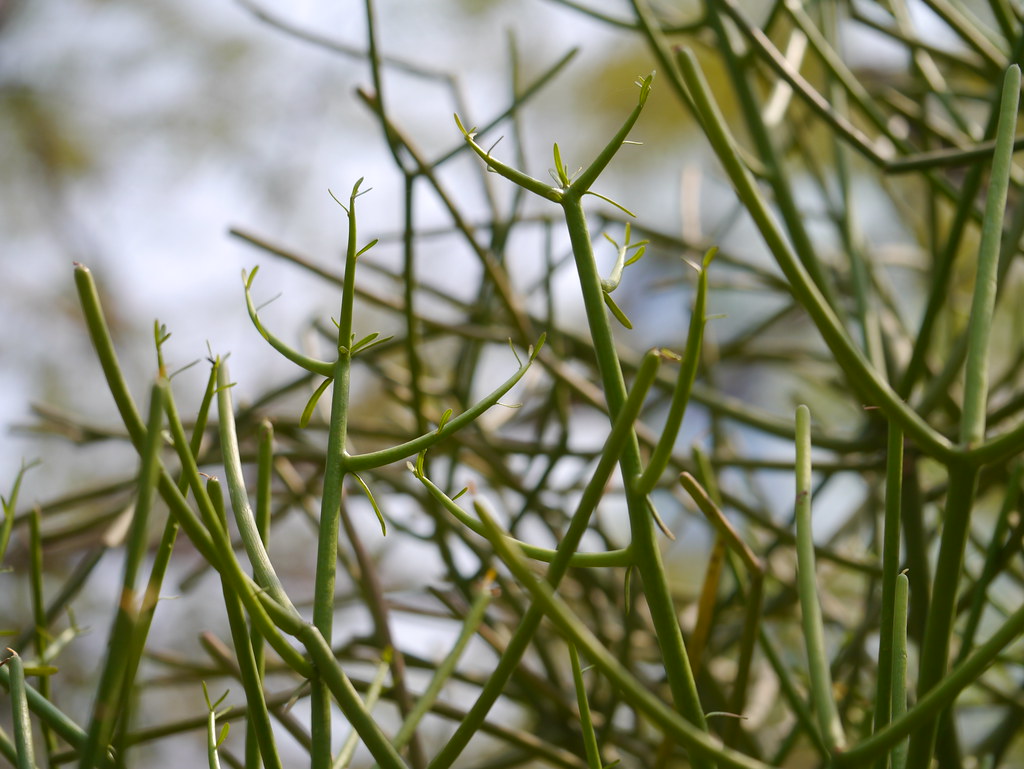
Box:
left=569, top=645, right=602, bottom=769
left=27, top=506, right=55, bottom=764
left=562, top=192, right=709, bottom=745
left=207, top=477, right=283, bottom=769
left=872, top=421, right=904, bottom=766
left=836, top=585, right=1024, bottom=766
left=906, top=65, right=1020, bottom=769
left=473, top=503, right=772, bottom=769
left=891, top=573, right=910, bottom=769
left=246, top=419, right=274, bottom=769
left=424, top=349, right=660, bottom=769
left=217, top=362, right=295, bottom=613
left=79, top=381, right=166, bottom=769
left=905, top=458, right=978, bottom=769
left=961, top=66, right=1020, bottom=448
left=4, top=652, right=35, bottom=769
left=385, top=574, right=495, bottom=759
left=672, top=49, right=953, bottom=461
left=794, top=405, right=846, bottom=753
left=638, top=248, right=713, bottom=493
left=303, top=178, right=381, bottom=767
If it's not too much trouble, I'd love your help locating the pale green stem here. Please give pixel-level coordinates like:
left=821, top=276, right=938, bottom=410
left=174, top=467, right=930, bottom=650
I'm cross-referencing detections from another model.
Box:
left=872, top=421, right=904, bottom=769
left=794, top=405, right=846, bottom=753
left=961, top=65, right=1020, bottom=448
left=569, top=645, right=602, bottom=769
left=6, top=652, right=35, bottom=769
left=673, top=49, right=953, bottom=461
left=891, top=573, right=910, bottom=769
left=217, top=362, right=296, bottom=614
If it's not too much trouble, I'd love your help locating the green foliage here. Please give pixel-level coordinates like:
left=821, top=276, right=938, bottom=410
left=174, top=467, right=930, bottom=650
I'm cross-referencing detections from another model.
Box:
left=5, top=3, right=1024, bottom=769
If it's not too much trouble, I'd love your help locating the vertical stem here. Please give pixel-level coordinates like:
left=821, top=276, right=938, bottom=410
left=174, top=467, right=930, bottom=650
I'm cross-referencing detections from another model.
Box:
left=873, top=422, right=904, bottom=767
left=28, top=508, right=55, bottom=763
left=311, top=181, right=366, bottom=768
left=961, top=65, right=1020, bottom=447
left=5, top=652, right=35, bottom=769
left=207, top=477, right=283, bottom=769
left=246, top=419, right=274, bottom=769
left=426, top=351, right=660, bottom=769
left=907, top=64, right=1020, bottom=769
left=561, top=197, right=710, bottom=753
left=905, top=459, right=978, bottom=769
left=891, top=573, right=910, bottom=769
left=570, top=645, right=603, bottom=769
left=794, top=405, right=846, bottom=754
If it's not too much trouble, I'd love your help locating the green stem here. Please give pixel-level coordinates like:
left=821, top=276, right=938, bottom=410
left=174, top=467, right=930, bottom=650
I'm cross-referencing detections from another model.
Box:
left=872, top=422, right=904, bottom=767
left=217, top=362, right=296, bottom=613
left=562, top=195, right=709, bottom=747
left=904, top=459, right=978, bottom=769
left=638, top=248, right=713, bottom=493
left=207, top=477, right=283, bottom=769
left=794, top=405, right=846, bottom=753
left=387, top=575, right=495, bottom=758
left=310, top=180, right=365, bottom=769
left=891, top=573, right=910, bottom=769
left=79, top=381, right=166, bottom=769
left=246, top=419, right=275, bottom=769
left=5, top=652, right=35, bottom=769
left=473, top=505, right=772, bottom=769
left=961, top=65, right=1020, bottom=448
left=672, top=49, right=953, bottom=462
left=569, top=645, right=603, bottom=769
left=425, top=349, right=661, bottom=769
left=836, top=581, right=1024, bottom=767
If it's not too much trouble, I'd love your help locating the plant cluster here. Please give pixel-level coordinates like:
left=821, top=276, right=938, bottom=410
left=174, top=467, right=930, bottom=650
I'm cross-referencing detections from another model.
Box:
left=4, top=2, right=1024, bottom=769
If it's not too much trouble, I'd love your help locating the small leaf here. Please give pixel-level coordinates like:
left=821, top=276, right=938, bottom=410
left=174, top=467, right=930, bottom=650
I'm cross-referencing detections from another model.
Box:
left=647, top=496, right=675, bottom=540
left=255, top=292, right=283, bottom=313
left=584, top=189, right=637, bottom=217
left=702, top=245, right=719, bottom=269
left=154, top=321, right=171, bottom=347
left=352, top=334, right=394, bottom=356
left=508, top=337, right=523, bottom=366
left=355, top=238, right=379, bottom=259
left=168, top=359, right=200, bottom=380
left=351, top=332, right=380, bottom=351
left=635, top=71, right=655, bottom=105
left=705, top=711, right=748, bottom=720
left=352, top=178, right=372, bottom=199
left=327, top=188, right=349, bottom=213
left=603, top=292, right=633, bottom=329
left=530, top=332, right=546, bottom=359
left=300, top=377, right=334, bottom=428
left=244, top=265, right=260, bottom=289
left=436, top=408, right=453, bottom=433
left=486, top=136, right=504, bottom=156
left=453, top=113, right=477, bottom=141
left=553, top=142, right=570, bottom=186
left=624, top=243, right=648, bottom=266
left=352, top=473, right=387, bottom=536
